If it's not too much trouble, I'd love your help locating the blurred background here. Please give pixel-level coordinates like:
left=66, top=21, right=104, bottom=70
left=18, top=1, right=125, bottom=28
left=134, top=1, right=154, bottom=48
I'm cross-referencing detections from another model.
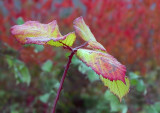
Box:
left=0, top=0, right=160, bottom=113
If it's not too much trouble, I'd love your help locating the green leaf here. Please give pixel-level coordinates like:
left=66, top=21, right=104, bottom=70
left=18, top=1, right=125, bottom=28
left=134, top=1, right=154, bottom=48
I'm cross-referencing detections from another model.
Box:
left=71, top=55, right=82, bottom=65
left=136, top=80, right=146, bottom=92
left=9, top=59, right=31, bottom=86
left=65, top=52, right=70, bottom=58
left=87, top=70, right=99, bottom=83
left=129, top=72, right=146, bottom=93
left=154, top=102, right=160, bottom=112
left=144, top=105, right=158, bottom=113
left=104, top=90, right=119, bottom=102
left=78, top=63, right=88, bottom=74
left=54, top=82, right=60, bottom=89
left=41, top=60, right=53, bottom=72
left=6, top=56, right=14, bottom=68
left=130, top=79, right=138, bottom=86
left=104, top=90, right=128, bottom=113
left=101, top=76, right=130, bottom=101
left=129, top=72, right=139, bottom=79
left=19, top=65, right=31, bottom=86
left=16, top=17, right=24, bottom=25
left=14, top=64, right=31, bottom=86
left=39, top=93, right=50, bottom=103
left=34, top=45, right=44, bottom=53
left=72, top=56, right=99, bottom=82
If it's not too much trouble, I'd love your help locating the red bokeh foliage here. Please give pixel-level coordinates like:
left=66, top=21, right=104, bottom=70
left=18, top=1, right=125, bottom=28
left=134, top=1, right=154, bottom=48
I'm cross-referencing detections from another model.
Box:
left=0, top=0, right=160, bottom=74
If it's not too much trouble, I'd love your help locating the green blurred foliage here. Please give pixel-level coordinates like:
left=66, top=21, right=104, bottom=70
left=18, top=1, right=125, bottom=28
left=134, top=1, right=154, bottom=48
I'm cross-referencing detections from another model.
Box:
left=6, top=55, right=31, bottom=86
left=41, top=60, right=53, bottom=72
left=1, top=43, right=159, bottom=113
left=129, top=72, right=146, bottom=93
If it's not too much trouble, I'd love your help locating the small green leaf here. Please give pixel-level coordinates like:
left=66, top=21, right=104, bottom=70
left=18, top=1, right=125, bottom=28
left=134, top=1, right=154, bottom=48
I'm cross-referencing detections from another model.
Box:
left=104, top=91, right=127, bottom=113
left=104, top=90, right=119, bottom=102
left=129, top=72, right=139, bottom=79
left=34, top=45, right=44, bottom=53
left=87, top=70, right=99, bottom=83
left=54, top=82, right=60, bottom=89
left=41, top=60, right=53, bottom=72
left=13, top=64, right=31, bottom=86
left=136, top=80, right=146, bottom=92
left=78, top=63, right=88, bottom=74
left=130, top=79, right=138, bottom=86
left=16, top=17, right=24, bottom=25
left=39, top=93, right=50, bottom=103
left=72, top=56, right=99, bottom=82
left=65, top=52, right=70, bottom=58
left=6, top=56, right=14, bottom=68
left=71, top=56, right=82, bottom=65
left=20, top=65, right=31, bottom=86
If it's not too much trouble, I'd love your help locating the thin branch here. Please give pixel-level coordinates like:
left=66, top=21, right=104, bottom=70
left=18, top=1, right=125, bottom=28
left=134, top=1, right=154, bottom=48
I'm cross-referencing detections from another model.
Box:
left=59, top=41, right=72, bottom=51
left=52, top=42, right=88, bottom=113
left=52, top=51, right=75, bottom=113
left=73, top=41, right=88, bottom=51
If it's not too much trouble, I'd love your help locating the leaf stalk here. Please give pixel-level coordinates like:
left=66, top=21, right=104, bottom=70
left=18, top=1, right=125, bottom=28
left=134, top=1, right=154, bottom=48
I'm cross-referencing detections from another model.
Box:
left=52, top=42, right=88, bottom=113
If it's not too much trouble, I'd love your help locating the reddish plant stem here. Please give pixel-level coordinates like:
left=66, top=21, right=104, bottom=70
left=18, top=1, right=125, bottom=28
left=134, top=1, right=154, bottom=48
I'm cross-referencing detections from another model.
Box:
left=52, top=51, right=75, bottom=113
left=52, top=42, right=88, bottom=113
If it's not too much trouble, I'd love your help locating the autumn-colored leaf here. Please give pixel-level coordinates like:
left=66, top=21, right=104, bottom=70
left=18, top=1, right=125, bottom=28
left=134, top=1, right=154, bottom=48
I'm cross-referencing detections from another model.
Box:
left=47, top=32, right=76, bottom=47
left=100, top=75, right=130, bottom=101
left=74, top=17, right=106, bottom=52
left=87, top=41, right=106, bottom=52
left=11, top=20, right=76, bottom=47
left=75, top=16, right=128, bottom=100
left=73, top=16, right=96, bottom=42
left=76, top=49, right=126, bottom=83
